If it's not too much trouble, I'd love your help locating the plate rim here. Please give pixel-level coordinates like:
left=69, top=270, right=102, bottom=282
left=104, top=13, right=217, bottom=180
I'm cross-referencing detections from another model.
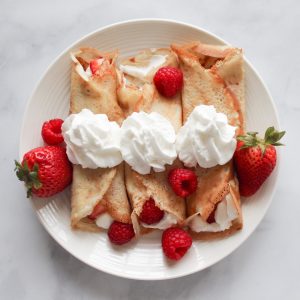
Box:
left=19, top=18, right=281, bottom=280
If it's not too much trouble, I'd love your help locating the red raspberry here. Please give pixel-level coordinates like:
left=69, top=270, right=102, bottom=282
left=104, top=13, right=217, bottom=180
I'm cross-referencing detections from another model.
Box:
left=108, top=221, right=135, bottom=245
left=154, top=66, right=183, bottom=97
left=41, top=119, right=64, bottom=145
left=162, top=228, right=192, bottom=260
left=139, top=198, right=164, bottom=224
left=168, top=168, right=198, bottom=197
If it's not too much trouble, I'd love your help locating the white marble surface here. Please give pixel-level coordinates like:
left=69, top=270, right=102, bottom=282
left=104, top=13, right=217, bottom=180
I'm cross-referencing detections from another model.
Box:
left=0, top=0, right=298, bottom=299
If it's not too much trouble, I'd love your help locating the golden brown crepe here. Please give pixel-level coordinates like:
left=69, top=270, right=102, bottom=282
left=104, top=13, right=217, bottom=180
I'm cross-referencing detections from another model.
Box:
left=117, top=48, right=185, bottom=235
left=69, top=47, right=131, bottom=231
left=172, top=42, right=245, bottom=239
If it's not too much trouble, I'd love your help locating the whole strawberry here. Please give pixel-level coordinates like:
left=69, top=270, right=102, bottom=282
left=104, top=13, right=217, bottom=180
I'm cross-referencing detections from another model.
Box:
left=15, top=146, right=72, bottom=198
left=234, top=127, right=285, bottom=197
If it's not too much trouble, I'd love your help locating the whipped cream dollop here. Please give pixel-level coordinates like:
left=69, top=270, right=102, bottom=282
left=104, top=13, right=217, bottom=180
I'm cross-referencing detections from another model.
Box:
left=176, top=105, right=237, bottom=168
left=141, top=212, right=178, bottom=230
left=95, top=212, right=114, bottom=229
left=120, top=111, right=177, bottom=175
left=189, top=194, right=238, bottom=232
left=119, top=55, right=166, bottom=79
left=62, top=108, right=122, bottom=168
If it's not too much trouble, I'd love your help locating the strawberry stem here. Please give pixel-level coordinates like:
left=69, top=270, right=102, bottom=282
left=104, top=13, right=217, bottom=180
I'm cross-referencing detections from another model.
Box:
left=14, top=160, right=42, bottom=198
left=237, top=126, right=285, bottom=154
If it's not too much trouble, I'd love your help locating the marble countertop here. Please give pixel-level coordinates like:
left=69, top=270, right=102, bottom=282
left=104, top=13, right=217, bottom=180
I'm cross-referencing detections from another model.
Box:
left=1, top=0, right=298, bottom=299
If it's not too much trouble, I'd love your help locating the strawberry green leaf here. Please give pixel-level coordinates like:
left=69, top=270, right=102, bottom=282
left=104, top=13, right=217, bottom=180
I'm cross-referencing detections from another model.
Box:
left=26, top=188, right=32, bottom=198
left=247, top=131, right=258, bottom=137
left=277, top=131, right=286, bottom=140
left=33, top=163, right=39, bottom=173
left=237, top=132, right=259, bottom=148
left=264, top=127, right=285, bottom=145
left=237, top=127, right=285, bottom=152
left=239, top=144, right=250, bottom=150
left=14, top=160, right=42, bottom=197
left=264, top=126, right=275, bottom=140
left=14, top=160, right=23, bottom=171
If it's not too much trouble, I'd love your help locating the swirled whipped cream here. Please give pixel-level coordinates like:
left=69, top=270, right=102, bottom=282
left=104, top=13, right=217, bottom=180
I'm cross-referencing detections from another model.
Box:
left=141, top=212, right=178, bottom=230
left=189, top=194, right=238, bottom=232
left=120, top=111, right=177, bottom=175
left=176, top=105, right=237, bottom=168
left=62, top=108, right=122, bottom=168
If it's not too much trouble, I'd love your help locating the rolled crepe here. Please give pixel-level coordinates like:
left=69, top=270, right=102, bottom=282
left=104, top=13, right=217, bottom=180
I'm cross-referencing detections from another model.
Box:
left=117, top=48, right=185, bottom=235
left=69, top=47, right=131, bottom=231
left=172, top=42, right=244, bottom=239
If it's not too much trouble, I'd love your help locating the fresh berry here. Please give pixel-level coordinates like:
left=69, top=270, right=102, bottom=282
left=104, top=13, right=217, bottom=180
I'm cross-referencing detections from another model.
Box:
left=234, top=127, right=285, bottom=197
left=154, top=66, right=183, bottom=97
left=168, top=168, right=198, bottom=197
left=41, top=119, right=64, bottom=145
left=88, top=202, right=106, bottom=220
left=162, top=228, right=192, bottom=261
left=15, top=146, right=72, bottom=198
left=89, top=58, right=103, bottom=74
left=108, top=221, right=135, bottom=245
left=139, top=198, right=164, bottom=224
left=90, top=59, right=100, bottom=74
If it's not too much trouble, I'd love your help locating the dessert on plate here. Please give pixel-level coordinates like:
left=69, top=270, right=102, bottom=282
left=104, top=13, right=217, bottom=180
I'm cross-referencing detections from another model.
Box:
left=117, top=48, right=185, bottom=235
left=64, top=48, right=132, bottom=232
left=15, top=40, right=285, bottom=261
left=172, top=42, right=244, bottom=239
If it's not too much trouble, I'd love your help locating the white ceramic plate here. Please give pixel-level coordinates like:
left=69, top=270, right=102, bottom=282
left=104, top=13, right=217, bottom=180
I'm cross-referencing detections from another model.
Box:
left=19, top=19, right=280, bottom=280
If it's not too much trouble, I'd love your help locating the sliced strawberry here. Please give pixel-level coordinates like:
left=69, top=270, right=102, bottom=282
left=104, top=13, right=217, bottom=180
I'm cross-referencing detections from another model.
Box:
left=88, top=202, right=106, bottom=220
left=89, top=60, right=99, bottom=74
